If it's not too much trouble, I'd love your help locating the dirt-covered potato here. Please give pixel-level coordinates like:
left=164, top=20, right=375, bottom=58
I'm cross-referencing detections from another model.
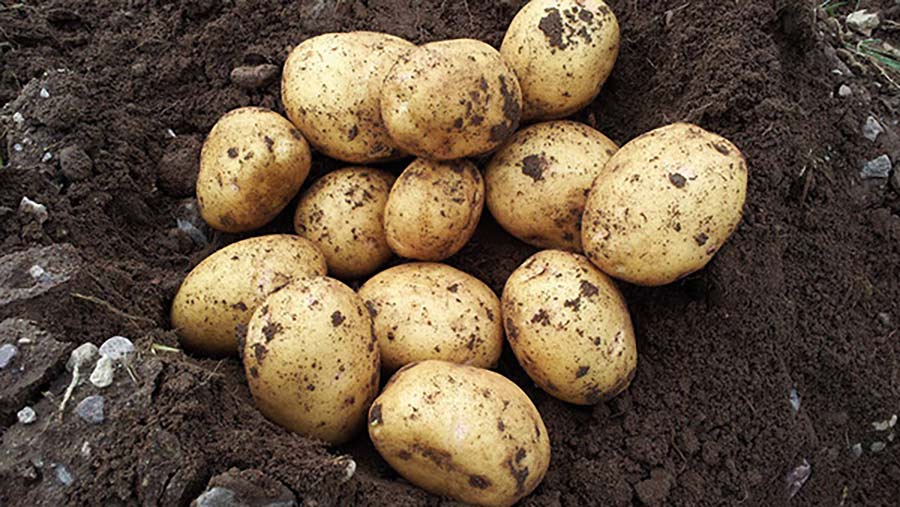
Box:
left=581, top=123, right=748, bottom=286
left=501, top=0, right=619, bottom=120
left=502, top=250, right=636, bottom=405
left=294, top=168, right=395, bottom=279
left=171, top=235, right=327, bottom=356
left=381, top=39, right=523, bottom=160
left=369, top=360, right=550, bottom=507
left=244, top=276, right=380, bottom=444
left=358, top=263, right=502, bottom=370
left=197, top=107, right=311, bottom=232
left=485, top=121, right=617, bottom=251
left=282, top=32, right=415, bottom=163
left=384, top=159, right=484, bottom=261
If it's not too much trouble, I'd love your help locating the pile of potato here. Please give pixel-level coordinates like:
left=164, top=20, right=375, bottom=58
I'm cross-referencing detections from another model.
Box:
left=170, top=0, right=748, bottom=505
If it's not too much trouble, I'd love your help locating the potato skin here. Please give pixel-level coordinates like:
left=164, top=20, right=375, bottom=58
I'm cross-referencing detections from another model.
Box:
left=581, top=122, right=748, bottom=286
left=501, top=0, right=619, bottom=120
left=244, top=276, right=380, bottom=444
left=485, top=121, right=617, bottom=251
left=358, top=263, right=503, bottom=370
left=381, top=39, right=523, bottom=160
left=197, top=107, right=311, bottom=232
left=502, top=250, right=636, bottom=405
left=170, top=235, right=327, bottom=356
left=384, top=159, right=485, bottom=261
left=282, top=32, right=414, bottom=163
left=369, top=360, right=550, bottom=507
left=294, top=168, right=395, bottom=279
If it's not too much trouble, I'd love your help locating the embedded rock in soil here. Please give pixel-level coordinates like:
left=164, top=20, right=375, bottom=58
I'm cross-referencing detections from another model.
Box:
left=192, top=468, right=297, bottom=507
left=74, top=395, right=104, bottom=424
left=861, top=154, right=892, bottom=179
left=0, top=319, right=69, bottom=423
left=57, top=146, right=93, bottom=181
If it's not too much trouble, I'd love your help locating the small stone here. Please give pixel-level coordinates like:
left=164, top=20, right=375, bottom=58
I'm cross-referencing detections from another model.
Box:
left=75, top=395, right=104, bottom=424
left=58, top=146, right=93, bottom=181
left=41, top=152, right=53, bottom=163
left=870, top=442, right=886, bottom=452
left=789, top=387, right=801, bottom=412
left=878, top=312, right=892, bottom=326
left=80, top=441, right=92, bottom=458
left=18, top=197, right=48, bottom=224
left=339, top=457, right=356, bottom=484
left=851, top=443, right=863, bottom=458
left=891, top=415, right=897, bottom=428
left=863, top=116, right=885, bottom=142
left=28, top=265, right=49, bottom=282
left=786, top=458, right=811, bottom=499
left=861, top=155, right=892, bottom=179
left=39, top=88, right=50, bottom=98
left=846, top=10, right=880, bottom=36
left=194, top=487, right=238, bottom=507
left=99, top=336, right=135, bottom=362
left=67, top=342, right=99, bottom=372
left=17, top=406, right=36, bottom=424
left=89, top=355, right=115, bottom=388
left=838, top=85, right=852, bottom=97
left=13, top=143, right=23, bottom=152
left=0, top=343, right=18, bottom=369
left=54, top=464, right=74, bottom=486
left=166, top=128, right=177, bottom=138
left=230, top=64, right=280, bottom=89
left=12, top=112, right=24, bottom=123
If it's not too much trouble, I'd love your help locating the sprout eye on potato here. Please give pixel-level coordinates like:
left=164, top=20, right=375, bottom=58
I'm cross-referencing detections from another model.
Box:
left=294, top=167, right=395, bottom=279
left=502, top=250, right=637, bottom=405
left=282, top=32, right=415, bottom=163
left=384, top=158, right=485, bottom=261
left=197, top=107, right=311, bottom=232
left=369, top=360, right=550, bottom=507
left=243, top=276, right=380, bottom=445
left=359, top=263, right=503, bottom=370
left=485, top=120, right=618, bottom=252
left=501, top=0, right=620, bottom=121
left=581, top=122, right=748, bottom=286
left=170, top=235, right=327, bottom=357
left=381, top=39, right=523, bottom=160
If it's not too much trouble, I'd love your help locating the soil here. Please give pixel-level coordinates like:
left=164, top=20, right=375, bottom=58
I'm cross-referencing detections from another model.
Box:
left=1, top=0, right=899, bottom=506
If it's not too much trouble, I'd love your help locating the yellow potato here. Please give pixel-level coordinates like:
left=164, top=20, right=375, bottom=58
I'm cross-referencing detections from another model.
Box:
left=502, top=250, right=636, bottom=405
left=381, top=39, right=523, bottom=160
left=501, top=0, right=620, bottom=120
left=369, top=360, right=550, bottom=507
left=197, top=107, right=311, bottom=232
left=358, top=263, right=503, bottom=370
left=171, top=235, right=327, bottom=356
left=485, top=121, right=617, bottom=251
left=244, top=276, right=380, bottom=444
left=581, top=122, right=748, bottom=286
left=384, top=159, right=484, bottom=261
left=282, top=32, right=414, bottom=163
left=294, top=167, right=395, bottom=279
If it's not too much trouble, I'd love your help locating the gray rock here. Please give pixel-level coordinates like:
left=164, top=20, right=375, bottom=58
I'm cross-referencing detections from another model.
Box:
left=851, top=443, right=863, bottom=458
left=89, top=355, right=115, bottom=388
left=786, top=458, right=811, bottom=499
left=67, top=342, right=99, bottom=372
left=847, top=10, right=880, bottom=36
left=99, top=336, right=134, bottom=362
left=194, top=487, right=239, bottom=507
left=0, top=343, right=17, bottom=369
left=17, top=406, right=36, bottom=424
left=75, top=395, right=104, bottom=424
left=54, top=463, right=74, bottom=486
left=838, top=85, right=852, bottom=97
left=861, top=155, right=892, bottom=179
left=58, top=145, right=93, bottom=181
left=17, top=197, right=48, bottom=224
left=193, top=468, right=298, bottom=507
left=863, top=116, right=885, bottom=142
left=870, top=441, right=886, bottom=452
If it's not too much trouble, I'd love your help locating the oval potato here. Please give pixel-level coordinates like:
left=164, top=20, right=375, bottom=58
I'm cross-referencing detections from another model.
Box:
left=359, top=263, right=503, bottom=370
left=381, top=39, right=523, bottom=160
left=501, top=0, right=619, bottom=120
left=171, top=235, right=327, bottom=356
left=282, top=32, right=415, bottom=163
left=369, top=360, right=550, bottom=507
left=384, top=158, right=485, bottom=261
left=294, top=167, right=395, bottom=279
left=502, top=250, right=637, bottom=405
left=581, top=122, right=748, bottom=286
left=197, top=107, right=311, bottom=232
left=244, top=276, right=380, bottom=444
left=485, top=121, right=618, bottom=251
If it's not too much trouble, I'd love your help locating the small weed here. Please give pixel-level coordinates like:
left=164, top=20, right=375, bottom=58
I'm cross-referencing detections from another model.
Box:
left=820, top=0, right=847, bottom=17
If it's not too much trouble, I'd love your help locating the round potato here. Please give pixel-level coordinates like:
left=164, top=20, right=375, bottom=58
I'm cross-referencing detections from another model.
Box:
left=581, top=122, right=748, bottom=286
left=171, top=235, right=327, bottom=356
left=282, top=32, right=415, bottom=163
left=502, top=250, right=636, bottom=405
left=294, top=168, right=395, bottom=279
left=197, top=107, right=311, bottom=232
left=369, top=360, right=550, bottom=507
left=485, top=121, right=617, bottom=251
left=359, top=263, right=502, bottom=370
left=384, top=158, right=484, bottom=261
left=244, top=276, right=380, bottom=444
left=501, top=0, right=620, bottom=120
left=381, top=39, right=523, bottom=160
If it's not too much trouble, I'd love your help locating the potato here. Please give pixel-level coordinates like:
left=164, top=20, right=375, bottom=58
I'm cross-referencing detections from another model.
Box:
left=381, top=39, right=523, bottom=160
left=294, top=168, right=395, bottom=279
left=170, top=235, right=326, bottom=356
left=282, top=32, right=415, bottom=163
left=581, top=123, right=748, bottom=286
left=501, top=0, right=620, bottom=120
left=359, top=263, right=502, bottom=370
left=369, top=360, right=550, bottom=507
left=485, top=121, right=617, bottom=251
left=502, top=250, right=636, bottom=405
left=384, top=158, right=485, bottom=261
left=197, top=107, right=311, bottom=232
left=244, top=276, right=380, bottom=444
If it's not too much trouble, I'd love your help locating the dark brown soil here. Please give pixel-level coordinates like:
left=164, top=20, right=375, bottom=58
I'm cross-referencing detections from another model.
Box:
left=1, top=0, right=899, bottom=506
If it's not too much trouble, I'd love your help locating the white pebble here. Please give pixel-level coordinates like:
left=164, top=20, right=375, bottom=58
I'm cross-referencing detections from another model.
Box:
left=75, top=395, right=104, bottom=424
left=890, top=414, right=897, bottom=428
left=54, top=464, right=74, bottom=486
left=870, top=442, right=886, bottom=453
left=18, top=197, right=49, bottom=224
left=838, top=85, right=852, bottom=97
left=166, top=128, right=176, bottom=138
left=0, top=343, right=18, bottom=369
left=80, top=441, right=92, bottom=458
left=13, top=143, right=23, bottom=152
left=89, top=356, right=115, bottom=388
left=12, top=112, right=24, bottom=123
left=863, top=116, right=884, bottom=142
left=99, top=336, right=135, bottom=362
left=851, top=443, right=862, bottom=458
left=67, top=342, right=99, bottom=372
left=40, top=88, right=50, bottom=98
left=41, top=152, right=53, bottom=163
left=789, top=387, right=801, bottom=412
left=29, top=264, right=49, bottom=282
left=17, top=406, right=36, bottom=424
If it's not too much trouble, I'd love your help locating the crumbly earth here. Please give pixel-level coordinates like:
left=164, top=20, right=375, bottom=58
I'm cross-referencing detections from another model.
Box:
left=1, top=0, right=899, bottom=506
